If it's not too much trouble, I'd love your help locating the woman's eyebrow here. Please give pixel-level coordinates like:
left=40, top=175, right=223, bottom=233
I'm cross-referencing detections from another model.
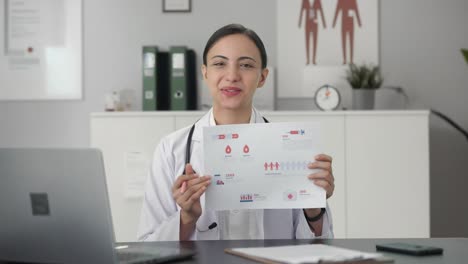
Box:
left=210, top=55, right=257, bottom=63
left=238, top=56, right=257, bottom=63
left=210, top=55, right=228, bottom=60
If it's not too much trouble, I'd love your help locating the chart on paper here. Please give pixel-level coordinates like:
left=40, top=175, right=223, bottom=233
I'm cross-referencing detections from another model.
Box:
left=203, top=122, right=326, bottom=210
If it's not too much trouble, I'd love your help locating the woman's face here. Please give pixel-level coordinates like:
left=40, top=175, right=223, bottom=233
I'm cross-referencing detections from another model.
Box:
left=202, top=34, right=268, bottom=112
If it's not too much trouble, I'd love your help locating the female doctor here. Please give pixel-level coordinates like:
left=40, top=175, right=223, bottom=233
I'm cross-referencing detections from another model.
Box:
left=138, top=24, right=335, bottom=241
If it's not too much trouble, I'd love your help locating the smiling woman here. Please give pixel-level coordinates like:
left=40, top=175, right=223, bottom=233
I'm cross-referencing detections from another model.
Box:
left=201, top=32, right=269, bottom=124
left=137, top=24, right=335, bottom=242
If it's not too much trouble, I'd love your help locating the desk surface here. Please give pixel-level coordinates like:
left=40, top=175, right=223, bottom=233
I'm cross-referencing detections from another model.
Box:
left=125, top=238, right=467, bottom=264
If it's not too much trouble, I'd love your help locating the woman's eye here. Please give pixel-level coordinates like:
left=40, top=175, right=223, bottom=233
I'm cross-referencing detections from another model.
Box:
left=212, top=62, right=225, bottom=67
left=240, top=63, right=254, bottom=68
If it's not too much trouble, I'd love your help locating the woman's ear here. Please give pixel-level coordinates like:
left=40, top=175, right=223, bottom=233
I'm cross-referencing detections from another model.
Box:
left=257, top=67, right=269, bottom=88
left=201, top=64, right=207, bottom=80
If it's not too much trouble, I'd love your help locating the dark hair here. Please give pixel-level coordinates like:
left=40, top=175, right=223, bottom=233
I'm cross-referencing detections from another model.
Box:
left=203, top=24, right=268, bottom=69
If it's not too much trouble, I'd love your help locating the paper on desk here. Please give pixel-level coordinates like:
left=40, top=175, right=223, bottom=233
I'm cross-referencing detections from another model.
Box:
left=203, top=122, right=326, bottom=210
left=225, top=244, right=383, bottom=264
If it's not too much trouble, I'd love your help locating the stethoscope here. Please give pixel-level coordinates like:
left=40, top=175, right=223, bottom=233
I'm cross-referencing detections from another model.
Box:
left=183, top=117, right=269, bottom=232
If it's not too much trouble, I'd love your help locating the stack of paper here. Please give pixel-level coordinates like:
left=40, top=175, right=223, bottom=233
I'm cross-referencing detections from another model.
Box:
left=225, top=244, right=389, bottom=264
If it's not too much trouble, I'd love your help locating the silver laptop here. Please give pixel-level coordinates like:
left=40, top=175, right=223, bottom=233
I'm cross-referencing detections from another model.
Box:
left=0, top=148, right=195, bottom=264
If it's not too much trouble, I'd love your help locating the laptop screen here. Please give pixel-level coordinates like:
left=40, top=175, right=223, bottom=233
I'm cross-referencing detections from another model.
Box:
left=0, top=148, right=117, bottom=263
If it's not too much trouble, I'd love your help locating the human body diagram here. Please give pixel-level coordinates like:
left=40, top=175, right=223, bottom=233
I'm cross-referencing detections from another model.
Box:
left=298, top=0, right=363, bottom=65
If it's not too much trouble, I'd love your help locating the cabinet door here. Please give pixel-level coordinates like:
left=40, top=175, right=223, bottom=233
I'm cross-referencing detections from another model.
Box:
left=345, top=114, right=429, bottom=238
left=264, top=113, right=347, bottom=238
left=91, top=116, right=175, bottom=242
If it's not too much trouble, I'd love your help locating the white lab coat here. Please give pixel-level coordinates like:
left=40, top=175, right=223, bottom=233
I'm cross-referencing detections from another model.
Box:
left=137, top=108, right=334, bottom=241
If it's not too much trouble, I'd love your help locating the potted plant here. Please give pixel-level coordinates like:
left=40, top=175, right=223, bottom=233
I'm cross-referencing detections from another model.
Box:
left=345, top=63, right=384, bottom=110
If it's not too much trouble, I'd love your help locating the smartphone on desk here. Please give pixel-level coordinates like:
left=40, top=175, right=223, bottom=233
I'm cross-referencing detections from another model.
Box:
left=376, top=242, right=443, bottom=256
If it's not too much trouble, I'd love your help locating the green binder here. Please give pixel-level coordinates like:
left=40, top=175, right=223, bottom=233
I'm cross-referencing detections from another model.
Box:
left=169, top=46, right=189, bottom=110
left=142, top=46, right=158, bottom=111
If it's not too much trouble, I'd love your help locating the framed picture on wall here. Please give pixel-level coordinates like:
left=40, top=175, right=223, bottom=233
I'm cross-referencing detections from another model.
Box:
left=1, top=0, right=82, bottom=100
left=277, top=0, right=380, bottom=102
left=163, top=0, right=191, bottom=13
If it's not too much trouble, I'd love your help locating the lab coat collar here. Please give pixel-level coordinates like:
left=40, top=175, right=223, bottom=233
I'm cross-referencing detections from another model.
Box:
left=191, top=107, right=265, bottom=142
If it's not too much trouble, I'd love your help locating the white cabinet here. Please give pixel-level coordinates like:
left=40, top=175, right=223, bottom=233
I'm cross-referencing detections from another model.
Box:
left=345, top=113, right=430, bottom=238
left=90, top=110, right=429, bottom=242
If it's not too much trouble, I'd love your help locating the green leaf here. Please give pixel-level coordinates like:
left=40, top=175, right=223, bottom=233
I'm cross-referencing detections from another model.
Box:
left=462, top=49, right=468, bottom=64
left=344, top=63, right=383, bottom=89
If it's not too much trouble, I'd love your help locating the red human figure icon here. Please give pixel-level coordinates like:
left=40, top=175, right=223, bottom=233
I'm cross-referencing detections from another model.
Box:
left=269, top=162, right=274, bottom=170
left=275, top=162, right=279, bottom=170
left=264, top=162, right=268, bottom=171
left=332, top=0, right=362, bottom=64
left=298, top=0, right=326, bottom=65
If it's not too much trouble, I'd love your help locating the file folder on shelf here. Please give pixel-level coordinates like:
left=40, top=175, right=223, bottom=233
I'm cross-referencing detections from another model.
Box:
left=169, top=46, right=197, bottom=110
left=142, top=46, right=169, bottom=111
left=142, top=46, right=158, bottom=111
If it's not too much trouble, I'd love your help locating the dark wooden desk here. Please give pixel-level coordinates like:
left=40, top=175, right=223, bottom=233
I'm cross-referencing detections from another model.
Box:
left=125, top=238, right=468, bottom=264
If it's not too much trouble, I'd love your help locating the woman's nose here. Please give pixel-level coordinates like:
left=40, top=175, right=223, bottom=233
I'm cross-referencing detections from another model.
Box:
left=225, top=65, right=240, bottom=82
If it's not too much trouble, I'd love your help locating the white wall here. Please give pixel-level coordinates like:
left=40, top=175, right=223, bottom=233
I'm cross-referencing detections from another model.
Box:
left=85, top=0, right=277, bottom=112
left=380, top=0, right=468, bottom=238
left=0, top=0, right=277, bottom=147
left=1, top=0, right=467, bottom=237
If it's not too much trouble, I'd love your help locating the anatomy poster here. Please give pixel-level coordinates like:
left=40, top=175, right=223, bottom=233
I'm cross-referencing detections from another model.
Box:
left=277, top=0, right=379, bottom=98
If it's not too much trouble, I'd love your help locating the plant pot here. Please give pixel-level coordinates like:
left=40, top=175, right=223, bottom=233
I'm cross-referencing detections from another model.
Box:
left=352, top=89, right=376, bottom=110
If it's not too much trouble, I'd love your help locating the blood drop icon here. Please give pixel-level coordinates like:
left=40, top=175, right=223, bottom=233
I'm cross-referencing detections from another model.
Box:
left=243, top=145, right=250, bottom=153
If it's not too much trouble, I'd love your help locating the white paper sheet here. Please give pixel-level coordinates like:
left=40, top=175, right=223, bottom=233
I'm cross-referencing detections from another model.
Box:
left=203, top=122, right=326, bottom=210
left=123, top=151, right=149, bottom=198
left=228, top=244, right=383, bottom=264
